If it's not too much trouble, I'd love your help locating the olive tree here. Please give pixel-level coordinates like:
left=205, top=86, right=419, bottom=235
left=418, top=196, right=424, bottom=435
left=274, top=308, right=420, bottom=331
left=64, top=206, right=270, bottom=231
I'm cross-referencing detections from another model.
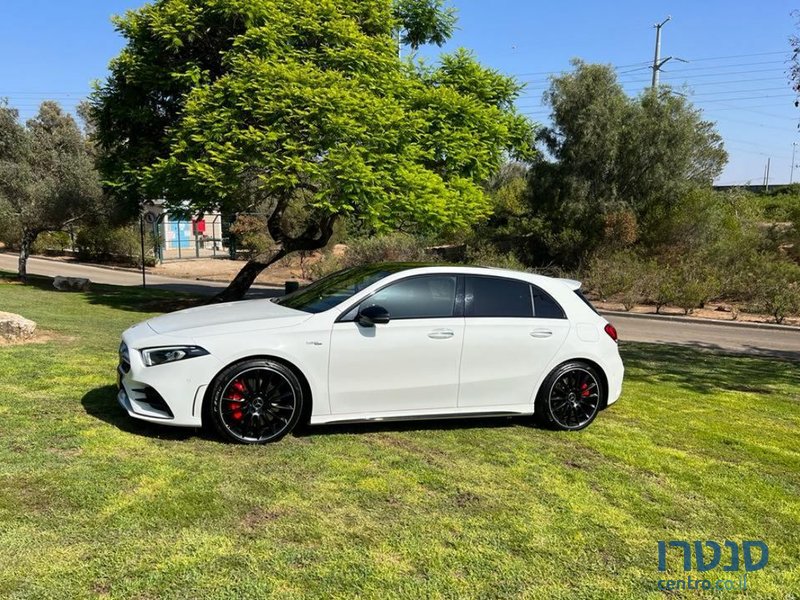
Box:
left=0, top=101, right=101, bottom=281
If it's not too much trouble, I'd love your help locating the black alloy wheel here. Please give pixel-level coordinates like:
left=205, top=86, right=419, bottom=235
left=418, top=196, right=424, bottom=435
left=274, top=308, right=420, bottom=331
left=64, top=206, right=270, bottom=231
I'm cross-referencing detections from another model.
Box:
left=536, top=361, right=603, bottom=431
left=209, top=359, right=304, bottom=444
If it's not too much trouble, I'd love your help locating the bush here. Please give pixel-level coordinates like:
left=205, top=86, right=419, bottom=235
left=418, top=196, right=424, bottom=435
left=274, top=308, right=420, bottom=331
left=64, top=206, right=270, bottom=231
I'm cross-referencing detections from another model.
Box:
left=31, top=231, right=71, bottom=254
left=751, top=258, right=800, bottom=323
left=669, top=257, right=720, bottom=315
left=75, top=226, right=155, bottom=266
left=465, top=244, right=527, bottom=271
left=309, top=233, right=433, bottom=280
left=229, top=215, right=275, bottom=260
left=585, top=251, right=648, bottom=308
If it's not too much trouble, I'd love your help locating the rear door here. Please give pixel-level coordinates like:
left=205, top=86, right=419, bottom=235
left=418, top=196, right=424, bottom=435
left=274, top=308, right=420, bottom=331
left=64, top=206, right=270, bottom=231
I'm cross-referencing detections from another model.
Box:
left=458, top=275, right=570, bottom=408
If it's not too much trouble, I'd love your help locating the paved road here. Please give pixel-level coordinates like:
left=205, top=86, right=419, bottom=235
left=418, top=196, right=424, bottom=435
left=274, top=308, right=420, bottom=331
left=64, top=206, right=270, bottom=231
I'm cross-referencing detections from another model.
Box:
left=604, top=312, right=800, bottom=360
left=0, top=253, right=281, bottom=298
left=2, top=253, right=798, bottom=359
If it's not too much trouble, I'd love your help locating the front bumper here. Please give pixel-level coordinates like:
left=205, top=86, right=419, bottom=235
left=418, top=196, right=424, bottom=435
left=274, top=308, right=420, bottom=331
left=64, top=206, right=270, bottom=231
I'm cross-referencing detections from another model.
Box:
left=117, top=326, right=222, bottom=427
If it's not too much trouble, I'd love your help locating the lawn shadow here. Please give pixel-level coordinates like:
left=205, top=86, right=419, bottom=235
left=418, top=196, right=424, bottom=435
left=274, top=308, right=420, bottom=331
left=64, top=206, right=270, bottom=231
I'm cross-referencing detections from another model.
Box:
left=621, top=341, right=800, bottom=396
left=81, top=385, right=209, bottom=441
left=83, top=285, right=204, bottom=313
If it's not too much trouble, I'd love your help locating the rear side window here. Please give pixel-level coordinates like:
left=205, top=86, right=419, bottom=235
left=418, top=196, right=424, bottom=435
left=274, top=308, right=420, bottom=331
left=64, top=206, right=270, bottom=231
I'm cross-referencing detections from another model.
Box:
left=574, top=289, right=599, bottom=314
left=465, top=276, right=533, bottom=318
left=532, top=285, right=566, bottom=319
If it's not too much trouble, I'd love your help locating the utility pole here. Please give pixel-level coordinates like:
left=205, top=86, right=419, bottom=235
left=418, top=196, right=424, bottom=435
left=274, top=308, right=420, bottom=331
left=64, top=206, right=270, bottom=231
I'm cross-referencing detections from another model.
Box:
left=792, top=142, right=797, bottom=184
left=765, top=157, right=771, bottom=192
left=651, top=16, right=672, bottom=89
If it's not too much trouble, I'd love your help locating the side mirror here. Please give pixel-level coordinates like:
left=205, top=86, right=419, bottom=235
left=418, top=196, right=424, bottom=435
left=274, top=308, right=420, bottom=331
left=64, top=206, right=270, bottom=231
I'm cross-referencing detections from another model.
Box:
left=357, top=304, right=390, bottom=327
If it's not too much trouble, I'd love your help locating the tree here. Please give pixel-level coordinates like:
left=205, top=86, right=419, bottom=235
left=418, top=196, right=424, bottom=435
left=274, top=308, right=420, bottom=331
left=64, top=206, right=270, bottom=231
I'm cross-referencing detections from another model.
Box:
left=523, top=60, right=727, bottom=267
left=394, top=0, right=457, bottom=51
left=91, top=0, right=534, bottom=302
left=0, top=101, right=102, bottom=281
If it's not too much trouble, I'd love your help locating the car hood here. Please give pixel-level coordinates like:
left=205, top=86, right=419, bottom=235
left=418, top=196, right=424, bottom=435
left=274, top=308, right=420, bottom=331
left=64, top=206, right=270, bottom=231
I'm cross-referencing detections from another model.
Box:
left=146, top=298, right=310, bottom=335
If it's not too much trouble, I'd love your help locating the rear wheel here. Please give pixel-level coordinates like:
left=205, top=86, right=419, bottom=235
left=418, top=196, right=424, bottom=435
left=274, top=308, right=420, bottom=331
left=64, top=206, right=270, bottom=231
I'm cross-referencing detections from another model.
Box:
left=536, top=361, right=603, bottom=431
left=209, top=359, right=304, bottom=444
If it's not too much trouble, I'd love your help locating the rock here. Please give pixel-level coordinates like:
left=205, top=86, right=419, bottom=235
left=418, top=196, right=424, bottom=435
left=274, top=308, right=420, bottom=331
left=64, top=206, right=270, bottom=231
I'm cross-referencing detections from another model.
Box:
left=53, top=276, right=91, bottom=292
left=0, top=312, right=36, bottom=342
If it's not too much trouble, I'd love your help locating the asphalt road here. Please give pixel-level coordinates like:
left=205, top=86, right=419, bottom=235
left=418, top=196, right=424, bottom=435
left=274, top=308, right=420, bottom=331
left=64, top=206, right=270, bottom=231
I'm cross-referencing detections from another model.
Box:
left=2, top=253, right=799, bottom=359
left=0, top=253, right=281, bottom=298
left=604, top=312, right=800, bottom=360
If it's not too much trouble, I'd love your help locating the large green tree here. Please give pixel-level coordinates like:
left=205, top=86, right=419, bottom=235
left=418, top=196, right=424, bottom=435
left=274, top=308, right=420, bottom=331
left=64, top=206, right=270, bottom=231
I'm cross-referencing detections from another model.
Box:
left=91, top=0, right=534, bottom=301
left=0, top=101, right=102, bottom=281
left=523, top=60, right=727, bottom=266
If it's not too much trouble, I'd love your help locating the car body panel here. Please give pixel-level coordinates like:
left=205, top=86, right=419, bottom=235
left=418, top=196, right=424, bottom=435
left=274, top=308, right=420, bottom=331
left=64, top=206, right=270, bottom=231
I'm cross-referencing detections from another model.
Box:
left=328, top=317, right=465, bottom=414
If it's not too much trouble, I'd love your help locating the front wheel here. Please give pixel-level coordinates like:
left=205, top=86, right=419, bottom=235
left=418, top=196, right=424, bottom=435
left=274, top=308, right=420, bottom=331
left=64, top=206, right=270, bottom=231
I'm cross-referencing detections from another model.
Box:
left=208, top=359, right=304, bottom=444
left=536, top=361, right=603, bottom=431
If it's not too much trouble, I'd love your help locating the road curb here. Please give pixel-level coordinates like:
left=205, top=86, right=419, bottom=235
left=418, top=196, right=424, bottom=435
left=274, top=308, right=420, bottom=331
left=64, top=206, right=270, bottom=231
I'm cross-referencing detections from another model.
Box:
left=600, top=309, right=800, bottom=332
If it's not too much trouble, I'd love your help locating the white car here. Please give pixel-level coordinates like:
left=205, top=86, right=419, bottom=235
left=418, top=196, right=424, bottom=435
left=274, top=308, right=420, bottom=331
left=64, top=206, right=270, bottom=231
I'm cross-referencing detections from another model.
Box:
left=117, top=264, right=623, bottom=444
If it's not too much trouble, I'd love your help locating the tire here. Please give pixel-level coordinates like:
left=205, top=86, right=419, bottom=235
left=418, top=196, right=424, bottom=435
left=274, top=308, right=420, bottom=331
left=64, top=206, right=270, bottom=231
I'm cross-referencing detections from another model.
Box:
left=535, top=361, right=604, bottom=431
left=208, top=358, right=304, bottom=444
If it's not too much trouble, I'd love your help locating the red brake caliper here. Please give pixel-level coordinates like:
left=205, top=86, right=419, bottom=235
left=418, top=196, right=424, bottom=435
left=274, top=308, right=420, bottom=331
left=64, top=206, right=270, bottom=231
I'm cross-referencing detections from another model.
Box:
left=581, top=382, right=590, bottom=397
left=228, top=380, right=245, bottom=420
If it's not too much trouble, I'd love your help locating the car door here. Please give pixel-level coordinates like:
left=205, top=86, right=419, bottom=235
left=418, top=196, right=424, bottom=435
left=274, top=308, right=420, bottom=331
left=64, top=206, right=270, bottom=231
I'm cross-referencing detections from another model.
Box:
left=458, top=275, right=570, bottom=408
left=328, top=274, right=464, bottom=416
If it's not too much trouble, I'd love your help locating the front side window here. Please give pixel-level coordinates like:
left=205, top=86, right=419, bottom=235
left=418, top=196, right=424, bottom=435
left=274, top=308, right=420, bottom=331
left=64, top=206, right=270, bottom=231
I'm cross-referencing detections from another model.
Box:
left=361, top=275, right=457, bottom=319
left=465, top=276, right=532, bottom=318
left=275, top=264, right=419, bottom=313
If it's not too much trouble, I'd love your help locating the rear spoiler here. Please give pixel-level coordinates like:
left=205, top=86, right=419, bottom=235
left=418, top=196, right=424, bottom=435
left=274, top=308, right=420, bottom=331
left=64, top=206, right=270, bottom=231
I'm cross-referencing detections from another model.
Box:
left=557, top=278, right=582, bottom=291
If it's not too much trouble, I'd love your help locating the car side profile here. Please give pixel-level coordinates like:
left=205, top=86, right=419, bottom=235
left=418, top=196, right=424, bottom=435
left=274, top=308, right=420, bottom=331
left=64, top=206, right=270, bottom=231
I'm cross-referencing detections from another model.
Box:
left=117, top=264, right=624, bottom=444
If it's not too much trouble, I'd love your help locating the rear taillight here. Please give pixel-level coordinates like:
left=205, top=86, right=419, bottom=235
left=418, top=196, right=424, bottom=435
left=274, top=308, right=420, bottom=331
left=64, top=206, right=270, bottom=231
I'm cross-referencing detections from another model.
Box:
left=604, top=323, right=618, bottom=343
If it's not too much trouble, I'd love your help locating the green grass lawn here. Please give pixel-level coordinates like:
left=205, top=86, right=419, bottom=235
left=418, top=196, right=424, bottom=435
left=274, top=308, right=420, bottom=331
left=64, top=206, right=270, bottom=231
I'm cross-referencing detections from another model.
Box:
left=1, top=273, right=799, bottom=599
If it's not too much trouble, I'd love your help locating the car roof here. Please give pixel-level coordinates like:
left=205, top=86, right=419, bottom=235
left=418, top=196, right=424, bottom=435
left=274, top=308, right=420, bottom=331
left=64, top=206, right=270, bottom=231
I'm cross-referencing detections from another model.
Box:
left=364, top=262, right=581, bottom=290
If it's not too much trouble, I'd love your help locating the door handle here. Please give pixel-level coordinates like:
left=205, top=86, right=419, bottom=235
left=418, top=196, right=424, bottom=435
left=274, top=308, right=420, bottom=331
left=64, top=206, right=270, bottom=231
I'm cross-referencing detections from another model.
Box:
left=530, top=329, right=553, bottom=338
left=428, top=328, right=455, bottom=339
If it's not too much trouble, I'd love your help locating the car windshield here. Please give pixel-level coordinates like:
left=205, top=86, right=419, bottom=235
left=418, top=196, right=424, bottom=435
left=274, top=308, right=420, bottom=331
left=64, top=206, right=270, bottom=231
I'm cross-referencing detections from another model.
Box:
left=275, top=263, right=425, bottom=313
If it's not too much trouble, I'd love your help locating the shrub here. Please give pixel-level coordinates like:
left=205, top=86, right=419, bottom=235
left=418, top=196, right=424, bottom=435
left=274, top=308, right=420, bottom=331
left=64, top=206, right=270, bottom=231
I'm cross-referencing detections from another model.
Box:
left=75, top=226, right=155, bottom=266
left=229, top=215, right=275, bottom=260
left=669, top=257, right=720, bottom=315
left=585, top=250, right=647, bottom=308
left=465, top=244, right=526, bottom=271
left=752, top=258, right=800, bottom=323
left=309, top=233, right=433, bottom=280
left=31, top=231, right=71, bottom=254
left=638, top=260, right=676, bottom=314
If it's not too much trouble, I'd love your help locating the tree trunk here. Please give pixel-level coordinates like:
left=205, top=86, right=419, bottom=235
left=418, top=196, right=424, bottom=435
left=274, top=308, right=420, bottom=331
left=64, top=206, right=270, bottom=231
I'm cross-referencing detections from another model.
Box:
left=18, top=230, right=36, bottom=283
left=210, top=211, right=338, bottom=303
left=209, top=249, right=286, bottom=304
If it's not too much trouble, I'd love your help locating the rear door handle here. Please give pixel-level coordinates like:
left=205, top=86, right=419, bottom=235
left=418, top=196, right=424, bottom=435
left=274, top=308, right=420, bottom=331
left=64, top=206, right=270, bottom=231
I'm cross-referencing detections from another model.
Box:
left=530, top=329, right=553, bottom=338
left=428, top=328, right=454, bottom=340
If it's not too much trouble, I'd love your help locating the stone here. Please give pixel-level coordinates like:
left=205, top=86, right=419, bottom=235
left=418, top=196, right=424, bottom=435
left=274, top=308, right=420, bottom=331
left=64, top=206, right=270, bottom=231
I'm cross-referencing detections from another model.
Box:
left=0, top=312, right=36, bottom=342
left=53, top=276, right=91, bottom=292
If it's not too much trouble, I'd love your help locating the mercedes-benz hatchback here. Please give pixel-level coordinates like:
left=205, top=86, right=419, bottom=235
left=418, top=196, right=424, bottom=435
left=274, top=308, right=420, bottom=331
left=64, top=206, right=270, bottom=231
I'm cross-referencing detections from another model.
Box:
left=117, top=264, right=623, bottom=444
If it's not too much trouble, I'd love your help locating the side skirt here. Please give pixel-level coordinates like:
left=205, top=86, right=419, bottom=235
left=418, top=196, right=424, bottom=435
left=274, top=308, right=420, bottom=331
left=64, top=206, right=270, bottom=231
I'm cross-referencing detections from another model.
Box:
left=309, top=406, right=534, bottom=426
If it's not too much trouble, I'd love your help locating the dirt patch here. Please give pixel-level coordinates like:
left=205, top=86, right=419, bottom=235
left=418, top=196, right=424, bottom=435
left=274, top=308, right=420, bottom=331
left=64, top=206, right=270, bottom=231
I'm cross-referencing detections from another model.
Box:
left=241, top=506, right=282, bottom=530
left=0, top=329, right=70, bottom=347
left=453, top=490, right=480, bottom=507
left=150, top=254, right=319, bottom=286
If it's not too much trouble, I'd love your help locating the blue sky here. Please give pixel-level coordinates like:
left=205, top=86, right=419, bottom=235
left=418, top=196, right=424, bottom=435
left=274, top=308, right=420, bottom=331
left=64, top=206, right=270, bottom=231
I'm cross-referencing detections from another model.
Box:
left=1, top=0, right=798, bottom=184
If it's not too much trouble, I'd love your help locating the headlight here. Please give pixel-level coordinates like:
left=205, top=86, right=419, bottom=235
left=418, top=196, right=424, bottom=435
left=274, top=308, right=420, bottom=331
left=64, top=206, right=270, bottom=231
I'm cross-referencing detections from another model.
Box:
left=141, top=346, right=209, bottom=367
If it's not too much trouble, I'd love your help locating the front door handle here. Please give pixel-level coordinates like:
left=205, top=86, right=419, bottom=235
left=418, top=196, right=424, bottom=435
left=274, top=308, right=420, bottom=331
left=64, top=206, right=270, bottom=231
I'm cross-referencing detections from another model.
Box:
left=428, top=328, right=454, bottom=340
left=530, top=329, right=553, bottom=338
